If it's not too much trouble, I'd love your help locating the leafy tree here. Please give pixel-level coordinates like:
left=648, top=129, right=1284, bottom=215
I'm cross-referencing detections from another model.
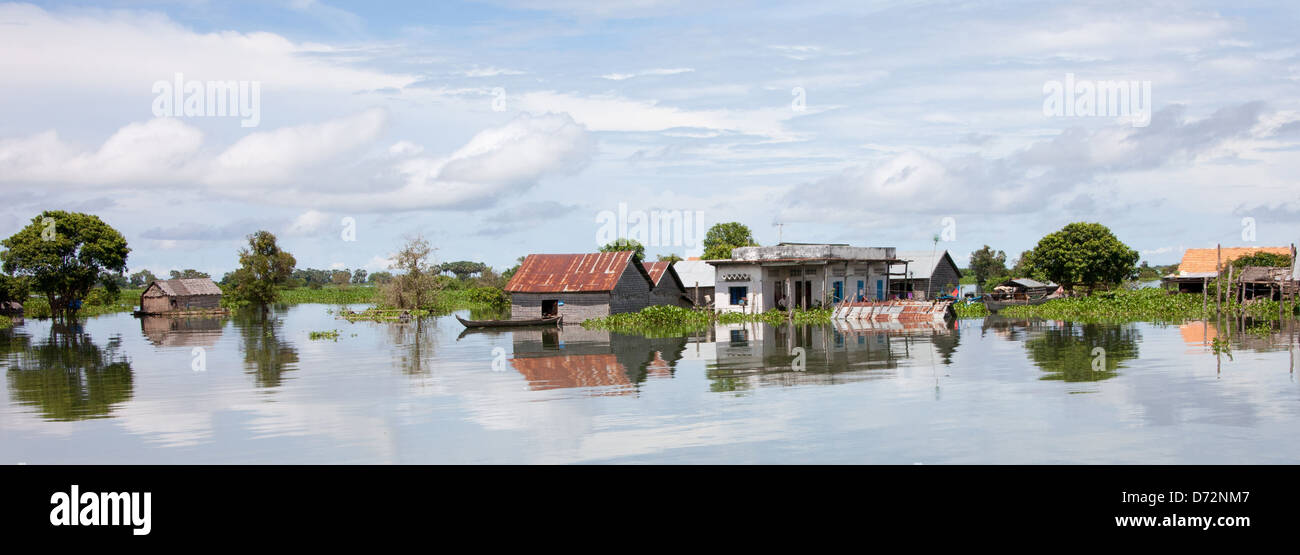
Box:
left=383, top=235, right=440, bottom=309
left=351, top=269, right=368, bottom=285
left=1022, top=222, right=1138, bottom=294
left=129, top=269, right=159, bottom=287
left=0, top=273, right=31, bottom=307
left=657, top=253, right=684, bottom=263
left=1231, top=252, right=1291, bottom=269
left=331, top=269, right=352, bottom=286
left=702, top=222, right=757, bottom=260
left=368, top=271, right=394, bottom=285
left=439, top=260, right=489, bottom=280
left=169, top=269, right=210, bottom=279
left=1, top=211, right=130, bottom=321
left=599, top=238, right=645, bottom=261
left=968, top=245, right=1007, bottom=286
left=501, top=256, right=526, bottom=282
left=1010, top=249, right=1034, bottom=277
left=230, top=231, right=297, bottom=309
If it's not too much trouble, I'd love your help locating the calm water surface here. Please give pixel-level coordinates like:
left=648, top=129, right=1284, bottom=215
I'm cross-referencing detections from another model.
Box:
left=2, top=304, right=1298, bottom=464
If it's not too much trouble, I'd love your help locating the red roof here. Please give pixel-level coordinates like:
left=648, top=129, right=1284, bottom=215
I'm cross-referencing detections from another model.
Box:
left=641, top=261, right=670, bottom=285
left=505, top=252, right=647, bottom=293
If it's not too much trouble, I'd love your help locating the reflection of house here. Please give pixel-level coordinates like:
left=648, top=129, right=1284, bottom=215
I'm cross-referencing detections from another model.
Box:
left=509, top=327, right=686, bottom=394
left=889, top=250, right=962, bottom=300
left=1164, top=246, right=1292, bottom=293
left=673, top=258, right=716, bottom=306
left=139, top=278, right=224, bottom=314
left=642, top=261, right=692, bottom=308
left=505, top=252, right=655, bottom=321
left=708, top=243, right=898, bottom=313
left=140, top=315, right=225, bottom=347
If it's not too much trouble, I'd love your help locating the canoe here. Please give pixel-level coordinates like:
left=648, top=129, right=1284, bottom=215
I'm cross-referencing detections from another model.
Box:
left=984, top=295, right=1056, bottom=312
left=456, top=315, right=562, bottom=328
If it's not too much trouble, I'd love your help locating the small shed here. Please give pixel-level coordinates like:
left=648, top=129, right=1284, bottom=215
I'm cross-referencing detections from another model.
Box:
left=672, top=259, right=716, bottom=306
left=140, top=278, right=224, bottom=314
left=1237, top=266, right=1294, bottom=301
left=0, top=301, right=21, bottom=315
left=505, top=252, right=655, bottom=322
left=992, top=278, right=1052, bottom=299
left=642, top=261, right=693, bottom=308
left=890, top=250, right=962, bottom=300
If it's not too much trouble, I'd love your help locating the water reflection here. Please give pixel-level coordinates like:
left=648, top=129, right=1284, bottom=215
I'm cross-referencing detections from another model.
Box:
left=387, top=318, right=439, bottom=375
left=233, top=310, right=299, bottom=388
left=140, top=315, right=225, bottom=347
left=2, top=324, right=133, bottom=421
left=507, top=327, right=686, bottom=394
left=1023, top=322, right=1141, bottom=382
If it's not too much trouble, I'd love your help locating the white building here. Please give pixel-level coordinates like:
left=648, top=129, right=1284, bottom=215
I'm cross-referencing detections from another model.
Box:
left=707, top=243, right=898, bottom=313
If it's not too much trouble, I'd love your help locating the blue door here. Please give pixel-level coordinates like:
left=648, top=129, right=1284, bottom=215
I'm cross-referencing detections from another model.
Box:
left=875, top=279, right=884, bottom=300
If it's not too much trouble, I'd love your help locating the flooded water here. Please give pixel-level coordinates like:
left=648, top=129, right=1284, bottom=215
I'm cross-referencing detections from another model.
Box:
left=2, top=304, right=1298, bottom=464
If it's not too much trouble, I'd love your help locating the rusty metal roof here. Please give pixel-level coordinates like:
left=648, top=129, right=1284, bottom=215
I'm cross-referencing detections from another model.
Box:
left=505, top=252, right=647, bottom=293
left=641, top=261, right=686, bottom=291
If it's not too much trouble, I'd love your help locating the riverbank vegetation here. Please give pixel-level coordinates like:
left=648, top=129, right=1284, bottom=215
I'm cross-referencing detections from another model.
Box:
left=581, top=305, right=834, bottom=336
left=999, top=288, right=1298, bottom=323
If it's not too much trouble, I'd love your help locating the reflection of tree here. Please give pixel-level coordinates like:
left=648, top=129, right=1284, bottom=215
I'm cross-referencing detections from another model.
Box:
left=3, top=324, right=133, bottom=421
left=1024, top=323, right=1140, bottom=382
left=233, top=310, right=298, bottom=388
left=930, top=326, right=960, bottom=365
left=387, top=318, right=437, bottom=375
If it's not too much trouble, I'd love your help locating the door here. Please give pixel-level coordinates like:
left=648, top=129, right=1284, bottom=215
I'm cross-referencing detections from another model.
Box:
left=875, top=279, right=884, bottom=300
left=804, top=281, right=812, bottom=308
left=541, top=299, right=558, bottom=317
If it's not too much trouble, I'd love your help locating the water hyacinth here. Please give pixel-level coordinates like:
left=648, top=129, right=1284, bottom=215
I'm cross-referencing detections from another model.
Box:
left=582, top=305, right=834, bottom=336
left=998, top=288, right=1298, bottom=323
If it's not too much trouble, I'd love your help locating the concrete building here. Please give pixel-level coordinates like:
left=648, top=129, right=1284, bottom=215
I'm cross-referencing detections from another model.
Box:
left=707, top=243, right=898, bottom=313
left=505, top=252, right=655, bottom=321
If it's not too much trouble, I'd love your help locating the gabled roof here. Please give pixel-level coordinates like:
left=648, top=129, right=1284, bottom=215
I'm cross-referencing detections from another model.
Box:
left=672, top=259, right=715, bottom=287
left=892, top=250, right=962, bottom=280
left=641, top=261, right=686, bottom=291
left=147, top=277, right=223, bottom=296
left=1176, top=247, right=1290, bottom=275
left=1002, top=278, right=1049, bottom=288
left=505, top=252, right=649, bottom=293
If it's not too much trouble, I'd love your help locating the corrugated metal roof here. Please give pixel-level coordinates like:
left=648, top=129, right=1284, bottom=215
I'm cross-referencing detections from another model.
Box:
left=1004, top=278, right=1048, bottom=288
left=1177, top=246, right=1290, bottom=275
left=892, top=250, right=960, bottom=280
left=672, top=259, right=715, bottom=287
left=505, top=252, right=644, bottom=293
left=642, top=261, right=671, bottom=285
left=150, top=278, right=223, bottom=296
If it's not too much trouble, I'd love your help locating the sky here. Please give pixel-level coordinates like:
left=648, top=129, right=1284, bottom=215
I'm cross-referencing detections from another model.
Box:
left=1, top=0, right=1298, bottom=277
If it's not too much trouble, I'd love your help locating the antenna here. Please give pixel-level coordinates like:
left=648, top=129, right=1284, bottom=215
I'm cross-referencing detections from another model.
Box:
left=775, top=222, right=784, bottom=243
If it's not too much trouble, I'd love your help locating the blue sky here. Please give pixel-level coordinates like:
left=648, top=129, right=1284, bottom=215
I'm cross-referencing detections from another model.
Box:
left=1, top=0, right=1298, bottom=277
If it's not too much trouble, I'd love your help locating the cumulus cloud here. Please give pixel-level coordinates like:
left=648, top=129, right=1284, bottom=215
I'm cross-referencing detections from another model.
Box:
left=0, top=118, right=202, bottom=185
left=601, top=68, right=693, bottom=80
left=207, top=108, right=388, bottom=186
left=286, top=210, right=333, bottom=235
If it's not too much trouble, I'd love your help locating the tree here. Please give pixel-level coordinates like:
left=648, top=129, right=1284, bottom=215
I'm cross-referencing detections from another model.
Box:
left=439, top=260, right=489, bottom=281
left=501, top=256, right=526, bottom=282
left=1010, top=250, right=1034, bottom=277
left=968, top=245, right=1008, bottom=287
left=368, top=271, right=394, bottom=285
left=702, top=222, right=757, bottom=260
left=599, top=238, right=645, bottom=261
left=0, top=273, right=30, bottom=307
left=1, top=211, right=130, bottom=321
left=129, top=269, right=158, bottom=287
left=657, top=253, right=684, bottom=263
left=351, top=269, right=368, bottom=285
left=1022, top=222, right=1138, bottom=294
left=331, top=269, right=352, bottom=287
left=1231, top=252, right=1291, bottom=269
left=169, top=269, right=210, bottom=279
left=230, top=231, right=297, bottom=309
left=383, top=235, right=440, bottom=310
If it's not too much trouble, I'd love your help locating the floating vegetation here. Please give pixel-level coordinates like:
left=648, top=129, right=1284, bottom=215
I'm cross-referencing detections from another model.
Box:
left=0, top=315, right=12, bottom=329
left=999, top=288, right=1298, bottom=324
left=336, top=308, right=429, bottom=322
left=308, top=329, right=341, bottom=341
left=581, top=305, right=834, bottom=336
left=1210, top=336, right=1233, bottom=360
left=953, top=301, right=989, bottom=319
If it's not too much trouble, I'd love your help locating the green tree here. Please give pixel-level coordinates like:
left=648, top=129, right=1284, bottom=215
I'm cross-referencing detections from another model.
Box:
left=1023, top=222, right=1138, bottom=294
left=1230, top=252, right=1291, bottom=269
left=129, top=269, right=158, bottom=287
left=657, top=253, right=684, bottom=263
left=439, top=260, right=489, bottom=280
left=169, top=269, right=210, bottom=279
left=383, top=235, right=440, bottom=309
left=702, top=222, right=757, bottom=260
left=331, top=269, right=352, bottom=286
left=368, top=271, right=394, bottom=284
left=968, top=245, right=1008, bottom=287
left=230, top=231, right=297, bottom=310
left=1, top=211, right=130, bottom=321
left=1010, top=249, right=1034, bottom=277
left=599, top=238, right=646, bottom=261
left=0, top=273, right=31, bottom=307
left=351, top=269, right=368, bottom=285
left=501, top=256, right=526, bottom=282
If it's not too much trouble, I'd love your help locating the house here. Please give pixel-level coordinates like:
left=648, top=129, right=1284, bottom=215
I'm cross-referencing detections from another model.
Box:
left=888, top=250, right=962, bottom=300
left=0, top=301, right=21, bottom=315
left=1163, top=246, right=1291, bottom=293
left=642, top=261, right=693, bottom=308
left=672, top=258, right=716, bottom=306
left=707, top=243, right=898, bottom=313
left=505, top=252, right=655, bottom=322
left=139, top=277, right=224, bottom=314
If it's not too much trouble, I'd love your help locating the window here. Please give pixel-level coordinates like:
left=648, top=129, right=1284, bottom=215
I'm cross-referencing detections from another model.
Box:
left=832, top=281, right=843, bottom=302
left=728, top=286, right=748, bottom=305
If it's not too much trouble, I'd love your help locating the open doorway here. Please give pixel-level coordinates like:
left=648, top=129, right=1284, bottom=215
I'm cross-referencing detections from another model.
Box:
left=541, top=299, right=558, bottom=317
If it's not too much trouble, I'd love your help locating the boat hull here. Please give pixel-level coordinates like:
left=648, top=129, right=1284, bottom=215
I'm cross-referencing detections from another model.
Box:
left=456, top=315, right=562, bottom=328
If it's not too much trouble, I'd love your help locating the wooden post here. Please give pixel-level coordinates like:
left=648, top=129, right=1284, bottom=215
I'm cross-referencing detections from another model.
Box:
left=1202, top=276, right=1207, bottom=316
left=1215, top=244, right=1222, bottom=316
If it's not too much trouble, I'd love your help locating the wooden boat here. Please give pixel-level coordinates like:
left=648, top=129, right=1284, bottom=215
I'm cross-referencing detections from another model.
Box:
left=984, top=295, right=1056, bottom=313
left=456, top=315, right=561, bottom=328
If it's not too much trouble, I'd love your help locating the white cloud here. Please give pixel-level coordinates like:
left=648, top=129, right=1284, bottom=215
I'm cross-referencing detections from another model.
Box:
left=207, top=108, right=387, bottom=186
left=600, top=67, right=693, bottom=80
left=287, top=210, right=332, bottom=235
left=0, top=117, right=202, bottom=185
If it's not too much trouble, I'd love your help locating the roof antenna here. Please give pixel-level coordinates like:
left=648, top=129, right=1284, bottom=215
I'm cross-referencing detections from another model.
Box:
left=775, top=222, right=784, bottom=244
